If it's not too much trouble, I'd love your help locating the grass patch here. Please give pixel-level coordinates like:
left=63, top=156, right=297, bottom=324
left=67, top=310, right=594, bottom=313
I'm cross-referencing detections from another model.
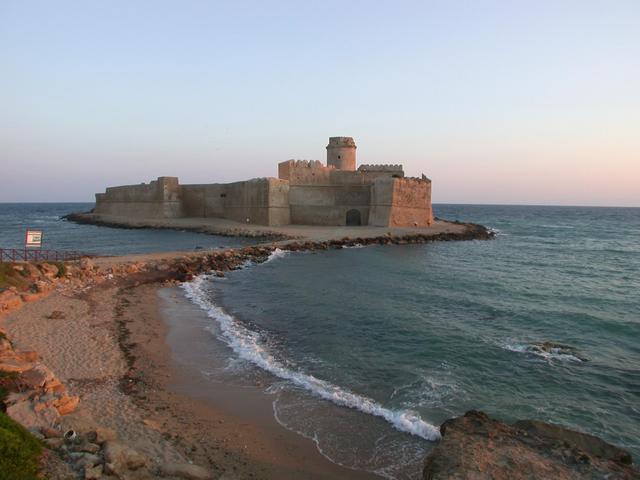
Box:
left=0, top=371, right=18, bottom=404
left=0, top=412, right=42, bottom=480
left=0, top=264, right=30, bottom=291
left=54, top=262, right=66, bottom=278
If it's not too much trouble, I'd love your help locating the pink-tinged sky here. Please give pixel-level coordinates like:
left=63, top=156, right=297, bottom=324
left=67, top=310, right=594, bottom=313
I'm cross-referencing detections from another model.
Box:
left=1, top=1, right=639, bottom=206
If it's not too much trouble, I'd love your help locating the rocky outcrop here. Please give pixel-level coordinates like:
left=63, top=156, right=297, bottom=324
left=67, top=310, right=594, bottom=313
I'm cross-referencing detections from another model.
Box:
left=0, top=331, right=80, bottom=429
left=423, top=411, right=637, bottom=480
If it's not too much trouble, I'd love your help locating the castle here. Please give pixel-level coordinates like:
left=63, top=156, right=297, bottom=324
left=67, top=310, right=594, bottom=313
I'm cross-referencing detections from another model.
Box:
left=94, top=137, right=433, bottom=227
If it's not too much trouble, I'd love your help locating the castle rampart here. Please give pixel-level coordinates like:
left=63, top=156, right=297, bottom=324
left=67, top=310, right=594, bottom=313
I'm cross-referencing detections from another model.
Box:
left=93, top=137, right=433, bottom=227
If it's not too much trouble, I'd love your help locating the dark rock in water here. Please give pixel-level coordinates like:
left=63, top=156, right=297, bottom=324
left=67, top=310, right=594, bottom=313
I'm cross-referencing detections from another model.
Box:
left=528, top=341, right=589, bottom=361
left=423, top=411, right=637, bottom=480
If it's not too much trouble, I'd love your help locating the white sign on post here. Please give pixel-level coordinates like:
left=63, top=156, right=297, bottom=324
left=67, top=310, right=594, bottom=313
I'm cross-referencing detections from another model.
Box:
left=25, top=229, right=43, bottom=248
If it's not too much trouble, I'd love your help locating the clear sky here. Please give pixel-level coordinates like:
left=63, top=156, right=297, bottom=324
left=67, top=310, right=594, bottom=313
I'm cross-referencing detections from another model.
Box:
left=1, top=1, right=638, bottom=206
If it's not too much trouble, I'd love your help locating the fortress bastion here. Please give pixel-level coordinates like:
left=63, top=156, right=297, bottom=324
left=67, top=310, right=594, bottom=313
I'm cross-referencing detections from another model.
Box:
left=93, top=137, right=433, bottom=227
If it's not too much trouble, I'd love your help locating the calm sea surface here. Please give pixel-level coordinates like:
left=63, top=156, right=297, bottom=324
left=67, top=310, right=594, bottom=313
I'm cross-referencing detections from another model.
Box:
left=0, top=203, right=253, bottom=254
left=2, top=203, right=638, bottom=478
left=182, top=205, right=640, bottom=479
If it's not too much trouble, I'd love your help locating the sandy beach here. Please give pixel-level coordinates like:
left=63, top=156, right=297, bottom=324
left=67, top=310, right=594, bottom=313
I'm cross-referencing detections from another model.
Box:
left=4, top=224, right=489, bottom=478
left=1, top=270, right=381, bottom=478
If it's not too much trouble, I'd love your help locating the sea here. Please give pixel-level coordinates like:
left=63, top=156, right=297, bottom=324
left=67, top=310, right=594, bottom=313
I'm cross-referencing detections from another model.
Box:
left=1, top=203, right=639, bottom=479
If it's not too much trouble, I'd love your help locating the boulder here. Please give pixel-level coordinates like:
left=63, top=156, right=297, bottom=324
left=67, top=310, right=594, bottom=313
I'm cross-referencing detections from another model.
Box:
left=103, top=441, right=147, bottom=473
left=84, top=464, right=103, bottom=480
left=513, top=419, right=633, bottom=465
left=0, top=337, right=12, bottom=352
left=71, top=442, right=101, bottom=454
left=41, top=426, right=63, bottom=438
left=38, top=263, right=59, bottom=279
left=70, top=452, right=101, bottom=469
left=160, top=463, right=213, bottom=480
left=7, top=400, right=60, bottom=429
left=54, top=394, right=80, bottom=415
left=94, top=426, right=118, bottom=444
left=80, top=258, right=95, bottom=271
left=0, top=357, right=34, bottom=373
left=16, top=350, right=39, bottom=362
left=423, top=411, right=638, bottom=480
left=44, top=377, right=66, bottom=394
left=44, top=437, right=65, bottom=449
left=20, top=291, right=47, bottom=303
left=0, top=290, right=22, bottom=311
left=20, top=364, right=56, bottom=389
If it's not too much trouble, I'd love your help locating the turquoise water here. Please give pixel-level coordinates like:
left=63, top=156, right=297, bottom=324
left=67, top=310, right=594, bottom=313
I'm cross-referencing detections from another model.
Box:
left=2, top=203, right=638, bottom=478
left=0, top=203, right=254, bottom=254
left=182, top=205, right=640, bottom=479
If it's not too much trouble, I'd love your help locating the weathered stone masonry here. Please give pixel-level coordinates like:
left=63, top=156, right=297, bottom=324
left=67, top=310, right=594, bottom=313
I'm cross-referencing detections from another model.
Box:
left=94, top=137, right=433, bottom=227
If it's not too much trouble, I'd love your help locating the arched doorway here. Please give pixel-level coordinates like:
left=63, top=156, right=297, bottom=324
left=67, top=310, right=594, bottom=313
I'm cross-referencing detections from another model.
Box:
left=346, top=209, right=362, bottom=226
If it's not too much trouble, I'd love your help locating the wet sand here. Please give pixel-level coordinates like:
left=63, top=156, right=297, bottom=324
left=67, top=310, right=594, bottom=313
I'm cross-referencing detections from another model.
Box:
left=1, top=274, right=379, bottom=478
left=152, top=286, right=379, bottom=479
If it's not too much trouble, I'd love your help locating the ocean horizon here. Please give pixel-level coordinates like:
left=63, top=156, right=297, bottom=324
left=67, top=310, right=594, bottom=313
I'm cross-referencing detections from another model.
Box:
left=1, top=202, right=638, bottom=479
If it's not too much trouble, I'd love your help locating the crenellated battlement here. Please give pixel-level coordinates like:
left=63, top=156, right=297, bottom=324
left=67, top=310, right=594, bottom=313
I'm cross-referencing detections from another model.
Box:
left=287, top=159, right=335, bottom=169
left=94, top=136, right=432, bottom=227
left=358, top=164, right=403, bottom=172
left=401, top=174, right=432, bottom=183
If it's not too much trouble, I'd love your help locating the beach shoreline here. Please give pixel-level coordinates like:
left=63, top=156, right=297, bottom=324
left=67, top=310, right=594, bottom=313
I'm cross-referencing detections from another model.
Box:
left=1, top=219, right=637, bottom=479
left=0, top=223, right=494, bottom=478
left=0, top=274, right=382, bottom=479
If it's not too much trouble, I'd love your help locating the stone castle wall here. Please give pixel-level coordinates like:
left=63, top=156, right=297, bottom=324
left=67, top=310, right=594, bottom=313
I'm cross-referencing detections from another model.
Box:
left=182, top=178, right=290, bottom=226
left=278, top=160, right=334, bottom=185
left=93, top=137, right=432, bottom=228
left=94, top=177, right=183, bottom=219
left=95, top=177, right=290, bottom=226
left=370, top=177, right=433, bottom=227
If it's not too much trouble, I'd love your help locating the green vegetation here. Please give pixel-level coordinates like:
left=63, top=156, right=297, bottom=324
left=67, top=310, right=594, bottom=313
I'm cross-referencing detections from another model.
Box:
left=0, top=263, right=30, bottom=291
left=0, top=412, right=42, bottom=480
left=54, top=262, right=66, bottom=278
left=0, top=370, right=17, bottom=403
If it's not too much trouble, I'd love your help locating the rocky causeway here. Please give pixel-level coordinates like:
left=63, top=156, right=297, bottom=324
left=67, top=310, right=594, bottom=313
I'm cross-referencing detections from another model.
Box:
left=1, top=221, right=637, bottom=479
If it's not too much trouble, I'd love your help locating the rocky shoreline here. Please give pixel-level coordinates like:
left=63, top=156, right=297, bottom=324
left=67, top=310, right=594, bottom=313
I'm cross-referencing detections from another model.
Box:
left=0, top=221, right=495, bottom=317
left=1, top=224, right=637, bottom=479
left=423, top=411, right=637, bottom=480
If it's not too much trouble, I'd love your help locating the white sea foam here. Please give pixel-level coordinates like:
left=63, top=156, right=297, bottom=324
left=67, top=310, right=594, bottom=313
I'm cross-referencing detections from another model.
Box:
left=182, top=275, right=441, bottom=442
left=342, top=243, right=365, bottom=249
left=504, top=342, right=585, bottom=362
left=265, top=248, right=289, bottom=262
left=536, top=224, right=575, bottom=229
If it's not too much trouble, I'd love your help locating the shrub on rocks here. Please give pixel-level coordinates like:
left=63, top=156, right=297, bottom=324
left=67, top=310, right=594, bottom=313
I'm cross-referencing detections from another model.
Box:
left=0, top=411, right=42, bottom=480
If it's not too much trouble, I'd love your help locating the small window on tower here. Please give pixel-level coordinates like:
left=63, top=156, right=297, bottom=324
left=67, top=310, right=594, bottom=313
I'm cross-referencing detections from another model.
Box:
left=220, top=193, right=226, bottom=198
left=338, top=155, right=341, bottom=159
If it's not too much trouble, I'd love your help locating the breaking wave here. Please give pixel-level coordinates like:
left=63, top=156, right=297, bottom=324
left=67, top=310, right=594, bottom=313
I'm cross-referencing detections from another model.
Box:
left=488, top=227, right=509, bottom=236
left=504, top=341, right=587, bottom=362
left=265, top=248, right=289, bottom=262
left=181, top=275, right=441, bottom=442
